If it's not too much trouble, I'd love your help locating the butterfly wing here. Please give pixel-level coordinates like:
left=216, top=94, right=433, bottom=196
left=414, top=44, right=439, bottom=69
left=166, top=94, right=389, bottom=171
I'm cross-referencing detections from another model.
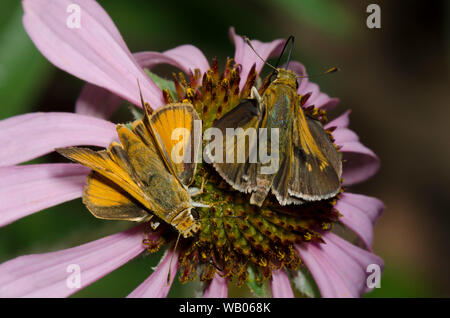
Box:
left=83, top=170, right=149, bottom=221
left=206, top=98, right=261, bottom=193
left=56, top=146, right=151, bottom=206
left=115, top=124, right=191, bottom=217
left=305, top=115, right=342, bottom=179
left=288, top=108, right=341, bottom=201
left=146, top=103, right=202, bottom=186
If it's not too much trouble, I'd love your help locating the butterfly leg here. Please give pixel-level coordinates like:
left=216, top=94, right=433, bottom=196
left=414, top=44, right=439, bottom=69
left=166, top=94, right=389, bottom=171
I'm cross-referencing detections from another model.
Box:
left=142, top=214, right=161, bottom=229
left=149, top=219, right=161, bottom=230
left=188, top=175, right=206, bottom=197
left=192, top=201, right=210, bottom=208
left=190, top=176, right=211, bottom=208
left=250, top=86, right=262, bottom=103
left=250, top=86, right=264, bottom=116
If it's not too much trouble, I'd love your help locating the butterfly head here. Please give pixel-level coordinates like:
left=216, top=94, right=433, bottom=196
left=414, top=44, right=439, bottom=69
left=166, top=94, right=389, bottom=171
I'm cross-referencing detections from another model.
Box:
left=272, top=68, right=298, bottom=89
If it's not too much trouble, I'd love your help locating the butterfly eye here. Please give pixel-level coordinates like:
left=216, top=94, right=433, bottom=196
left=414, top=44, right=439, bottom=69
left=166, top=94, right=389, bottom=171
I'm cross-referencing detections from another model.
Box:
left=191, top=208, right=199, bottom=220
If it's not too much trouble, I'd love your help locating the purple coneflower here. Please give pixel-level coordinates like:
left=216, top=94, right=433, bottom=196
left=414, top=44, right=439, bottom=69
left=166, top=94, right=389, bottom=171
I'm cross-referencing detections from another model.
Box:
left=0, top=0, right=383, bottom=298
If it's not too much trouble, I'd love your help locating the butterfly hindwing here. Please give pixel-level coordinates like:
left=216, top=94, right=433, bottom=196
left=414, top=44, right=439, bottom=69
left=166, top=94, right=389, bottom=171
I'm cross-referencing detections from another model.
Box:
left=206, top=98, right=261, bottom=193
left=56, top=146, right=152, bottom=210
left=83, top=170, right=150, bottom=221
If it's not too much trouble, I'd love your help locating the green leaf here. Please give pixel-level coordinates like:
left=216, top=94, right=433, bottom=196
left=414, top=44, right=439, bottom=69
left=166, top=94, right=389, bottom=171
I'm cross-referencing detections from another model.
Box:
left=128, top=104, right=144, bottom=121
left=125, top=121, right=134, bottom=130
left=0, top=2, right=52, bottom=119
left=267, top=0, right=355, bottom=38
left=144, top=69, right=178, bottom=101
left=291, top=268, right=316, bottom=298
left=247, top=266, right=267, bottom=297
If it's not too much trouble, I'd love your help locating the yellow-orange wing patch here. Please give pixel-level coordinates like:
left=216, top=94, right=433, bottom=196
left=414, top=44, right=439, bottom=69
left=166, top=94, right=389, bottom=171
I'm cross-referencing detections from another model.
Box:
left=148, top=103, right=202, bottom=186
left=56, top=147, right=152, bottom=211
left=83, top=171, right=150, bottom=221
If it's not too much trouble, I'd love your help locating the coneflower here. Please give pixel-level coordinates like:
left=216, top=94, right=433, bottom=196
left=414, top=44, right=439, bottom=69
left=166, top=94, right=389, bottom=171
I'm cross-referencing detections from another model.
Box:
left=0, top=0, right=383, bottom=298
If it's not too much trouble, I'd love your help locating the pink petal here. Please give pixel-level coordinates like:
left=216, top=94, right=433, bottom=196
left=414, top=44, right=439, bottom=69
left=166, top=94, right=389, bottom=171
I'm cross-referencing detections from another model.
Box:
left=271, top=269, right=294, bottom=298
left=75, top=46, right=210, bottom=119
left=332, top=128, right=359, bottom=144
left=315, top=96, right=340, bottom=112
left=74, top=84, right=123, bottom=120
left=325, top=111, right=380, bottom=185
left=229, top=27, right=285, bottom=90
left=22, top=0, right=164, bottom=107
left=0, top=225, right=147, bottom=297
left=0, top=163, right=89, bottom=228
left=127, top=249, right=178, bottom=298
left=203, top=273, right=228, bottom=298
left=288, top=61, right=340, bottom=111
left=339, top=141, right=380, bottom=186
left=335, top=193, right=384, bottom=249
left=295, top=232, right=383, bottom=298
left=0, top=112, right=117, bottom=166
left=133, top=45, right=210, bottom=76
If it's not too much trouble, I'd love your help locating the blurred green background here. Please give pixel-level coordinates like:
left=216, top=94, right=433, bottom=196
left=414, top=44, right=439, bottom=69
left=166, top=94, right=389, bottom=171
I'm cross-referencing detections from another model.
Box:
left=0, top=0, right=449, bottom=297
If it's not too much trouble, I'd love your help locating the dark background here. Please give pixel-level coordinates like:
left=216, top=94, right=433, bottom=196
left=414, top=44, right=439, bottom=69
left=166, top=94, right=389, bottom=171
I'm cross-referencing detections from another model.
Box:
left=0, top=0, right=448, bottom=297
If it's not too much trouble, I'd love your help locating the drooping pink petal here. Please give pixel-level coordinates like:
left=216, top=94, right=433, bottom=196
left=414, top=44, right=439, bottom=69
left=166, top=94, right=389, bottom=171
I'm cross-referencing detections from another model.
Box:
left=22, top=0, right=164, bottom=108
left=0, top=164, right=89, bottom=228
left=332, top=128, right=359, bottom=144
left=287, top=61, right=340, bottom=111
left=339, top=141, right=380, bottom=186
left=127, top=249, right=178, bottom=298
left=326, top=111, right=357, bottom=144
left=0, top=112, right=117, bottom=166
left=229, top=27, right=285, bottom=90
left=74, top=84, right=124, bottom=120
left=270, top=269, right=294, bottom=298
left=203, top=273, right=228, bottom=298
left=335, top=193, right=384, bottom=249
left=323, top=110, right=380, bottom=185
left=295, top=232, right=383, bottom=298
left=75, top=46, right=210, bottom=119
left=0, top=225, right=147, bottom=297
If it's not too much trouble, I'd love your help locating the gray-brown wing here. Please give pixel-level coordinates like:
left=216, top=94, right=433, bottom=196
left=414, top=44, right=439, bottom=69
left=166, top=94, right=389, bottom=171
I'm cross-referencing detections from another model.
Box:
left=288, top=113, right=341, bottom=201
left=206, top=99, right=261, bottom=193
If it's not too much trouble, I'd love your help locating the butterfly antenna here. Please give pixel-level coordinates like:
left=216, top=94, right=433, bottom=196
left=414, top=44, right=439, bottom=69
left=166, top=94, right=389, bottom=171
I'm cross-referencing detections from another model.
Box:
left=296, top=67, right=339, bottom=79
left=166, top=232, right=181, bottom=285
left=274, top=35, right=295, bottom=69
left=137, top=79, right=145, bottom=107
left=243, top=36, right=278, bottom=72
left=136, top=78, right=153, bottom=116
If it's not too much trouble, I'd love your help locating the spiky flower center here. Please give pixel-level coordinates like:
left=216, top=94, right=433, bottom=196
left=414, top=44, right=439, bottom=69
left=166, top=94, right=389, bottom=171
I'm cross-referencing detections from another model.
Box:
left=143, top=58, right=341, bottom=287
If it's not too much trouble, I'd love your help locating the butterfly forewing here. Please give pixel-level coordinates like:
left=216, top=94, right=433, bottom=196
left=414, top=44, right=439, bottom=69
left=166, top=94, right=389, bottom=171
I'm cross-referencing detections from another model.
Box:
left=148, top=103, right=202, bottom=186
left=288, top=110, right=341, bottom=201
